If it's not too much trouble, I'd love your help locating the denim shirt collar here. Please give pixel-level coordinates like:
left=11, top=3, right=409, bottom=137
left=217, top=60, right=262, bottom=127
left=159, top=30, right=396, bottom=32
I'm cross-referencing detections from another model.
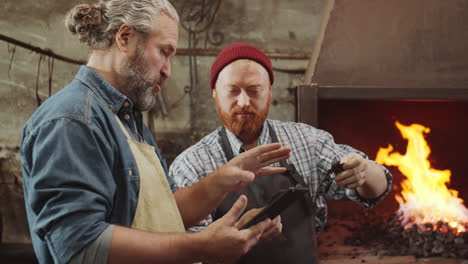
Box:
left=75, top=65, right=133, bottom=115
left=224, top=120, right=271, bottom=155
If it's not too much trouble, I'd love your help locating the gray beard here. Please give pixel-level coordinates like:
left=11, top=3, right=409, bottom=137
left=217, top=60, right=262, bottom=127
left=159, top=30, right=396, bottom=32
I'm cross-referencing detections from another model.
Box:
left=121, top=47, right=159, bottom=112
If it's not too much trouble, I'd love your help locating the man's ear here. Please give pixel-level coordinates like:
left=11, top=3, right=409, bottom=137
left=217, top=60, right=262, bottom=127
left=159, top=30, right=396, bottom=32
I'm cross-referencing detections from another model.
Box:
left=115, top=24, right=136, bottom=53
left=212, top=88, right=217, bottom=99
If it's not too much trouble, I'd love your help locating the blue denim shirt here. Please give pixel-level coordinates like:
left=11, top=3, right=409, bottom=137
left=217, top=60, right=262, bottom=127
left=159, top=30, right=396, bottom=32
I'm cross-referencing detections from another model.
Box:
left=20, top=66, right=176, bottom=264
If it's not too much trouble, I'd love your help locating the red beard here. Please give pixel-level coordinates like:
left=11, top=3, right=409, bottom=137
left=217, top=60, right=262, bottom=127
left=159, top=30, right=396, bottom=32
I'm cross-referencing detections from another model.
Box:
left=215, top=96, right=270, bottom=143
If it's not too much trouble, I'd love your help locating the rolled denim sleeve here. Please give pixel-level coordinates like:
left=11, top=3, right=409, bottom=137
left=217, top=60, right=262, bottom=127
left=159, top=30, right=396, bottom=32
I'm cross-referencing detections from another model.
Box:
left=21, top=117, right=116, bottom=264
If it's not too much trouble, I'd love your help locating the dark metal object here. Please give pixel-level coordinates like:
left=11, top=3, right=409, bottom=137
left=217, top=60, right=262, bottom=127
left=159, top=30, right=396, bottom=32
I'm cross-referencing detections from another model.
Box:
left=240, top=186, right=309, bottom=229
left=35, top=55, right=44, bottom=107
left=322, top=160, right=344, bottom=194
left=312, top=160, right=344, bottom=207
left=0, top=33, right=85, bottom=65
left=180, top=0, right=224, bottom=47
left=328, top=160, right=345, bottom=176
left=315, top=86, right=468, bottom=101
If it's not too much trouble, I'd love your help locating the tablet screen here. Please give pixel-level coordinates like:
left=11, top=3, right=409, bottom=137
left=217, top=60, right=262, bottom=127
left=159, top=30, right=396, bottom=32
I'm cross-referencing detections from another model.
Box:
left=240, top=186, right=308, bottom=229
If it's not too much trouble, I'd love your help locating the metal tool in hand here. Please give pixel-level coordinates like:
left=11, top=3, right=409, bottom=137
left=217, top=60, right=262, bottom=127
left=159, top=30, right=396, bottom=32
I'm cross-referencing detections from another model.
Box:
left=312, top=159, right=345, bottom=206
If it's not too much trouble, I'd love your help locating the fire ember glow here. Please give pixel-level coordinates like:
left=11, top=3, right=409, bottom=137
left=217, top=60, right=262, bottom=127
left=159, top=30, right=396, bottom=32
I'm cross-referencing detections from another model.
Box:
left=376, top=121, right=468, bottom=234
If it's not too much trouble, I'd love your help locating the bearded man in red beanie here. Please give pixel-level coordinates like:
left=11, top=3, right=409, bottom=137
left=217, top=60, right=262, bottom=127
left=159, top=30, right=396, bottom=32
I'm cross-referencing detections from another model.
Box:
left=170, top=43, right=393, bottom=263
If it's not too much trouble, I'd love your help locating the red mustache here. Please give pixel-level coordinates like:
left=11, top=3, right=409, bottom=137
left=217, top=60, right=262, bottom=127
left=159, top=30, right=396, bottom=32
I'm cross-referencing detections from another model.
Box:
left=231, top=106, right=257, bottom=116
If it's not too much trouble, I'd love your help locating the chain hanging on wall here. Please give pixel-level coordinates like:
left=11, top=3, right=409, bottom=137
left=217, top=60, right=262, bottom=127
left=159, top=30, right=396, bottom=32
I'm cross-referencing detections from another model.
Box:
left=179, top=0, right=224, bottom=129
left=35, top=54, right=44, bottom=107
left=7, top=43, right=16, bottom=78
left=181, top=0, right=224, bottom=94
left=2, top=34, right=83, bottom=108
left=33, top=54, right=55, bottom=107
left=148, top=1, right=224, bottom=127
left=47, top=56, right=55, bottom=98
left=180, top=0, right=224, bottom=48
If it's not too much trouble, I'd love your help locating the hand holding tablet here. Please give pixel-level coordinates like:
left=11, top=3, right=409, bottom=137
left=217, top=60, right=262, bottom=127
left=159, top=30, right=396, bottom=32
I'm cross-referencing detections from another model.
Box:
left=240, top=186, right=309, bottom=229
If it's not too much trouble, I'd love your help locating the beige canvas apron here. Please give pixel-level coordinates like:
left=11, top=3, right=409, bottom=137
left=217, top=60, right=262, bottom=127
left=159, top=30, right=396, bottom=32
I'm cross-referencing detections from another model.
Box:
left=115, top=116, right=185, bottom=233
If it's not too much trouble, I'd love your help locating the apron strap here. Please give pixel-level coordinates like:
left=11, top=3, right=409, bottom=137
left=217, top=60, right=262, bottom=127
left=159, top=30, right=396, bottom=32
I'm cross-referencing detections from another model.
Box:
left=219, top=127, right=236, bottom=161
left=266, top=122, right=288, bottom=168
left=218, top=123, right=308, bottom=188
left=266, top=122, right=317, bottom=218
left=218, top=123, right=317, bottom=230
left=266, top=122, right=309, bottom=187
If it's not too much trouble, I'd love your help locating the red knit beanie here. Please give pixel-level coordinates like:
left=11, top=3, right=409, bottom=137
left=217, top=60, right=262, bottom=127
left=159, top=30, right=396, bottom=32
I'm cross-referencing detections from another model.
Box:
left=210, top=42, right=274, bottom=89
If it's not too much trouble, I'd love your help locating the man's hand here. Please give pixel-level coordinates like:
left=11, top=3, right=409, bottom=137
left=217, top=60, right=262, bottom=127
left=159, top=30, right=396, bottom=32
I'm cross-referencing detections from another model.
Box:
left=213, top=143, right=291, bottom=192
left=335, top=153, right=388, bottom=198
left=334, top=153, right=367, bottom=189
left=234, top=207, right=282, bottom=240
left=173, top=143, right=290, bottom=229
left=199, top=195, right=272, bottom=264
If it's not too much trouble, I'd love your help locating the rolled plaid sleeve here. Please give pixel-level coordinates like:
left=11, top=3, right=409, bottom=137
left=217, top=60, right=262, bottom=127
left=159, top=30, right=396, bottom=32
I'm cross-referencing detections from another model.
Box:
left=314, top=128, right=392, bottom=207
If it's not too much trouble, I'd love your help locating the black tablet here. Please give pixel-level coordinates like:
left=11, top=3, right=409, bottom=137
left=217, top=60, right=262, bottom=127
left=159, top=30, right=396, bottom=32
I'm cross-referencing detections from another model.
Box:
left=240, top=186, right=309, bottom=229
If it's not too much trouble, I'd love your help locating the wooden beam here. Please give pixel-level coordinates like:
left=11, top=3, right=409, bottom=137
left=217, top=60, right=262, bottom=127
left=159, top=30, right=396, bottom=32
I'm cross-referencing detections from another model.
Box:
left=304, top=0, right=335, bottom=83
left=317, top=86, right=468, bottom=100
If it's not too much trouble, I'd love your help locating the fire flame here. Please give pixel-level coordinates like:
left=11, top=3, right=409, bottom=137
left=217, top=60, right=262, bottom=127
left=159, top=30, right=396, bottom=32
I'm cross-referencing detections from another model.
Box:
left=376, top=121, right=468, bottom=233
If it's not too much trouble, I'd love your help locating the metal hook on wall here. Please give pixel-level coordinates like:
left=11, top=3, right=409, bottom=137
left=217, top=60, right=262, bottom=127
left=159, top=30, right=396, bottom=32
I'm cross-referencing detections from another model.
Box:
left=7, top=43, right=16, bottom=78
left=47, top=56, right=55, bottom=97
left=35, top=54, right=44, bottom=107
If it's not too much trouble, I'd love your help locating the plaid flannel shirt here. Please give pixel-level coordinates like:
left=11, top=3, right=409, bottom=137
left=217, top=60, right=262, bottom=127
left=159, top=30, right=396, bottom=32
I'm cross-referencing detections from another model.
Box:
left=169, top=119, right=392, bottom=232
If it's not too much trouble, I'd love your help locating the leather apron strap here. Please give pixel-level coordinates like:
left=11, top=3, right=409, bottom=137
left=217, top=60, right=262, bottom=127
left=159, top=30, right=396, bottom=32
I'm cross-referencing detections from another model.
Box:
left=267, top=123, right=309, bottom=188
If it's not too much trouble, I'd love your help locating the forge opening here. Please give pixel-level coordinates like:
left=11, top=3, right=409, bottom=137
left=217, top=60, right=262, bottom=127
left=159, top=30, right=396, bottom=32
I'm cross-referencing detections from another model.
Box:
left=318, top=99, right=468, bottom=214
left=316, top=99, right=468, bottom=259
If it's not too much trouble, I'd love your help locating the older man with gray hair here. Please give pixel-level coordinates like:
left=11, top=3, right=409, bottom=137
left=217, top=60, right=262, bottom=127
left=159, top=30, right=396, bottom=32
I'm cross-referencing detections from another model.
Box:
left=20, top=1, right=290, bottom=263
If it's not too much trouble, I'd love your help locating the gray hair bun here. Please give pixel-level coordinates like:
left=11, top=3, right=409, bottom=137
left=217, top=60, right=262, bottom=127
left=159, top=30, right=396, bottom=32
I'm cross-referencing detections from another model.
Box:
left=65, top=4, right=111, bottom=49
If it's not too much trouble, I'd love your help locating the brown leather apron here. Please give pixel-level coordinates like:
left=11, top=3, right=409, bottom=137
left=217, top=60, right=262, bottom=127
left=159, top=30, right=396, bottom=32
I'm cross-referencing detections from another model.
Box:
left=214, top=124, right=319, bottom=264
